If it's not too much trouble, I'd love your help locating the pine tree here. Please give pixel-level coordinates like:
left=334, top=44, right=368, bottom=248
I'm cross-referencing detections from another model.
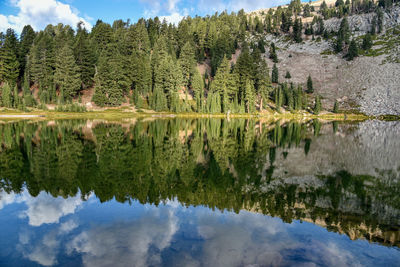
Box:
left=211, top=56, right=237, bottom=112
left=333, top=100, right=339, bottom=113
left=362, top=33, right=373, bottom=50
left=206, top=91, right=221, bottom=113
left=151, top=86, right=168, bottom=111
left=274, top=86, right=283, bottom=111
left=306, top=75, right=314, bottom=93
left=90, top=20, right=114, bottom=59
left=234, top=44, right=255, bottom=104
left=244, top=79, right=256, bottom=113
left=26, top=31, right=56, bottom=102
left=255, top=60, right=272, bottom=110
left=314, top=95, right=321, bottom=114
left=191, top=69, right=204, bottom=112
left=1, top=83, right=12, bottom=107
left=336, top=17, right=350, bottom=52
left=131, top=51, right=152, bottom=96
left=19, top=25, right=36, bottom=76
left=178, top=42, right=196, bottom=88
left=127, top=20, right=151, bottom=54
left=272, top=64, right=279, bottom=83
left=293, top=18, right=303, bottom=43
left=93, top=43, right=130, bottom=106
left=154, top=55, right=183, bottom=110
left=285, top=71, right=291, bottom=79
left=74, top=22, right=95, bottom=89
left=269, top=42, right=278, bottom=63
left=170, top=91, right=181, bottom=112
left=0, top=29, right=20, bottom=86
left=295, top=85, right=303, bottom=110
left=54, top=44, right=81, bottom=102
left=346, top=39, right=358, bottom=60
left=12, top=84, right=21, bottom=108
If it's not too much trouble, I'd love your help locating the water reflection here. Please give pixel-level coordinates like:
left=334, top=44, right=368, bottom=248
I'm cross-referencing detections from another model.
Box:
left=0, top=118, right=399, bottom=266
left=1, top=189, right=399, bottom=267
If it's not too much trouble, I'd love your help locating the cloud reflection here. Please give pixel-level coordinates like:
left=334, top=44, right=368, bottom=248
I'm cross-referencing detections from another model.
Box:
left=0, top=189, right=396, bottom=266
left=19, top=191, right=84, bottom=226
left=67, top=208, right=178, bottom=267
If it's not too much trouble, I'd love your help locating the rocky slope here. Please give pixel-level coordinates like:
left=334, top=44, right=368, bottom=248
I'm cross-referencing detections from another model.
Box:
left=253, top=5, right=400, bottom=115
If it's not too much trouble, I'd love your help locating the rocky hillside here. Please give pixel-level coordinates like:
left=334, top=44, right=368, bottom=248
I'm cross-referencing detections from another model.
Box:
left=253, top=5, right=400, bottom=115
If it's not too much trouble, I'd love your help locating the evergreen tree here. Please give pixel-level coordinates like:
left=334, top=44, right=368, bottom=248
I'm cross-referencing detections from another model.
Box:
left=54, top=44, right=81, bottom=101
left=131, top=51, right=152, bottom=96
left=178, top=42, right=196, bottom=88
left=26, top=31, right=56, bottom=102
left=362, top=33, right=373, bottom=50
left=272, top=64, right=279, bottom=83
left=211, top=56, right=237, bottom=112
left=306, top=75, right=314, bottom=93
left=207, top=91, right=221, bottom=113
left=333, top=100, right=339, bottom=113
left=314, top=95, right=322, bottom=114
left=0, top=29, right=20, bottom=85
left=274, top=86, right=283, bottom=111
left=285, top=71, right=291, bottom=79
left=346, top=39, right=358, bottom=60
left=12, top=84, right=21, bottom=109
left=269, top=42, right=278, bottom=63
left=234, top=45, right=255, bottom=104
left=191, top=69, right=204, bottom=112
left=336, top=17, right=350, bottom=52
left=294, top=85, right=303, bottom=110
left=244, top=79, right=256, bottom=113
left=151, top=86, right=168, bottom=111
left=90, top=20, right=114, bottom=59
left=170, top=91, right=181, bottom=112
left=377, top=8, right=384, bottom=33
left=93, top=43, right=129, bottom=106
left=1, top=83, right=12, bottom=107
left=255, top=60, right=272, bottom=110
left=154, top=55, right=183, bottom=110
left=19, top=25, right=36, bottom=76
left=74, top=22, right=95, bottom=89
left=293, top=18, right=303, bottom=43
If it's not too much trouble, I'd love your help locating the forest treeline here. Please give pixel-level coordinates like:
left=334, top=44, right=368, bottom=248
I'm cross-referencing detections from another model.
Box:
left=0, top=0, right=398, bottom=113
left=0, top=119, right=398, bottom=246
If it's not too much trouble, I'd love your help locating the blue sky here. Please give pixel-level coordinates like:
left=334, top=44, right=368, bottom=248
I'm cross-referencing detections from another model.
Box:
left=0, top=0, right=293, bottom=33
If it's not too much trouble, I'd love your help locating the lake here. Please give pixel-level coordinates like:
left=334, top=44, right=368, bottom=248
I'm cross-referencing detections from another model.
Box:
left=0, top=118, right=399, bottom=267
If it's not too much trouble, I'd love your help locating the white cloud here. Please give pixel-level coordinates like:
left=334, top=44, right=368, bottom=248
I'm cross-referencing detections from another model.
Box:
left=160, top=12, right=185, bottom=25
left=228, top=0, right=290, bottom=12
left=0, top=0, right=91, bottom=33
left=167, top=0, right=181, bottom=12
left=141, top=0, right=186, bottom=24
left=19, top=191, right=83, bottom=226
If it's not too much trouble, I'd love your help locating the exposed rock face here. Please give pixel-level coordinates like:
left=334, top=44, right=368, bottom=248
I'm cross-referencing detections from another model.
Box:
left=321, top=6, right=400, bottom=35
left=249, top=6, right=400, bottom=115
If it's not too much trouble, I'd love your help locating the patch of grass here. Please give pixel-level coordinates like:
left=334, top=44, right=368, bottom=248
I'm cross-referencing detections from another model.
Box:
left=321, top=49, right=335, bottom=55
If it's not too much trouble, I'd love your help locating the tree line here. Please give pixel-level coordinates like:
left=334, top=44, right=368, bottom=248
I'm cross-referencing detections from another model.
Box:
left=0, top=0, right=396, bottom=112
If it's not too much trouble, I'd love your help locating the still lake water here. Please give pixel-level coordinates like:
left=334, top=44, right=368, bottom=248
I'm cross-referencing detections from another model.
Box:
left=0, top=118, right=399, bottom=267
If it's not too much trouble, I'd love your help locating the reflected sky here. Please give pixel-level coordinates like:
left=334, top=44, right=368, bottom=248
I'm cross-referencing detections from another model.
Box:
left=0, top=188, right=399, bottom=267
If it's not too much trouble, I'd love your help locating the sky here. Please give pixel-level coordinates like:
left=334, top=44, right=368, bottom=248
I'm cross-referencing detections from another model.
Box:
left=0, top=0, right=294, bottom=34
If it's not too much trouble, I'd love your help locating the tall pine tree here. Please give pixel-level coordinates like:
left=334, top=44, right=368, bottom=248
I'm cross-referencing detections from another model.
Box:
left=54, top=43, right=81, bottom=102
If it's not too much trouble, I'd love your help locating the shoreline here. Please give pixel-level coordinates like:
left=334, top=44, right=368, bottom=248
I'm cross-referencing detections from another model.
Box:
left=0, top=109, right=380, bottom=121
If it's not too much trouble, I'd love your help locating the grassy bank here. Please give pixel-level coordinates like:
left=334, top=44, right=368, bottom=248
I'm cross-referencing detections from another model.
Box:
left=0, top=107, right=373, bottom=121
